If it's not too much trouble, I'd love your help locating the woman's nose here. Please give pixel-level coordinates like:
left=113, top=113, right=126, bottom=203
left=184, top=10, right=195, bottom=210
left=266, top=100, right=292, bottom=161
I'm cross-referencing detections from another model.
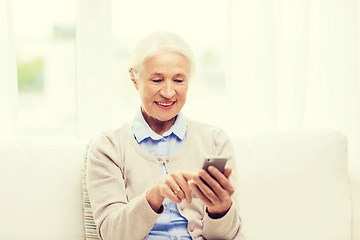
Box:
left=160, top=81, right=175, bottom=99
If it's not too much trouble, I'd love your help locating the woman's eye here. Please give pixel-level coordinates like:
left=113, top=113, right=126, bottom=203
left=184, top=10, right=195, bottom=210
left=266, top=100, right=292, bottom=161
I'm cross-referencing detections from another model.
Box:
left=152, top=79, right=162, bottom=83
left=174, top=79, right=184, bottom=83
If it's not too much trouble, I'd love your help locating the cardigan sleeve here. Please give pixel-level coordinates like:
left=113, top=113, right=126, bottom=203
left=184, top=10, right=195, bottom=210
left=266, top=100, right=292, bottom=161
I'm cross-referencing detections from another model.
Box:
left=202, top=128, right=244, bottom=240
left=86, top=132, right=161, bottom=240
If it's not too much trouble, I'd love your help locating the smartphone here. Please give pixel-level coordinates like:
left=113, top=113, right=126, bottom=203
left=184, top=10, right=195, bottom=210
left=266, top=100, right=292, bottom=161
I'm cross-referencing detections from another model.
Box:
left=191, top=156, right=228, bottom=198
left=202, top=156, right=228, bottom=175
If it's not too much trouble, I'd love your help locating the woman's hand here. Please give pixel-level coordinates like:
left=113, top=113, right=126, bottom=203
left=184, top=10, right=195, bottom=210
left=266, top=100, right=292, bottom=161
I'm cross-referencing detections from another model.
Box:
left=189, top=166, right=235, bottom=218
left=146, top=171, right=195, bottom=213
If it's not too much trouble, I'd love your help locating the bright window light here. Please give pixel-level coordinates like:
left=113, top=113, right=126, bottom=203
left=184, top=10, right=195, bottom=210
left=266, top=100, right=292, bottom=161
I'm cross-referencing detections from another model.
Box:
left=12, top=0, right=76, bottom=137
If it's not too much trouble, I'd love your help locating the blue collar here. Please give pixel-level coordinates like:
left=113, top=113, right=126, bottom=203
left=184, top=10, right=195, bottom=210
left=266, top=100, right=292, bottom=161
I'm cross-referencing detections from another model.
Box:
left=132, top=108, right=187, bottom=143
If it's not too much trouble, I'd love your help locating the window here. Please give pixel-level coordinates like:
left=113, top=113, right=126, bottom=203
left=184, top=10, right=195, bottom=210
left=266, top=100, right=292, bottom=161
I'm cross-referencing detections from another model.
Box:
left=2, top=0, right=231, bottom=139
left=12, top=0, right=76, bottom=138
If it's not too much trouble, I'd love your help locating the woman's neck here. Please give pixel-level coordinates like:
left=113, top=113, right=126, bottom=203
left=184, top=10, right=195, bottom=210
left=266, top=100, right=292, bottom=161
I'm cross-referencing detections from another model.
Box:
left=141, top=109, right=176, bottom=136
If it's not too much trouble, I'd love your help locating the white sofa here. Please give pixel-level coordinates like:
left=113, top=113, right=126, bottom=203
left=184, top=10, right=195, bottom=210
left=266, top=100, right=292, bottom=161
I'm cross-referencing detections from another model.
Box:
left=0, top=129, right=359, bottom=240
left=233, top=129, right=359, bottom=240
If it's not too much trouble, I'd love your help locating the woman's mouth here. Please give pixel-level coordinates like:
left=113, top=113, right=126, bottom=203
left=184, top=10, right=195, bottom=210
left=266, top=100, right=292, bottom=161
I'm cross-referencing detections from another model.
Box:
left=155, top=101, right=176, bottom=108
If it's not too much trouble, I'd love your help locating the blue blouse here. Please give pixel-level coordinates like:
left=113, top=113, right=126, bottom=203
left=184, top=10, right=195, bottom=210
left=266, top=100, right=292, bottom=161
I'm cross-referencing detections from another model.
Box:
left=132, top=109, right=192, bottom=240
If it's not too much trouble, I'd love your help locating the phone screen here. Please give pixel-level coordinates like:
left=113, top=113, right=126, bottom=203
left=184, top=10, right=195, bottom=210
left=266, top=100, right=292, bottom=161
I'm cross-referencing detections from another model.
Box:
left=202, top=156, right=227, bottom=174
left=191, top=156, right=228, bottom=198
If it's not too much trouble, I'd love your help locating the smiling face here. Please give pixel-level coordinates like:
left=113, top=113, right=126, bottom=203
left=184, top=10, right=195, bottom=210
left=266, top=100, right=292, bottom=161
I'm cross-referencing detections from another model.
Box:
left=131, top=50, right=190, bottom=134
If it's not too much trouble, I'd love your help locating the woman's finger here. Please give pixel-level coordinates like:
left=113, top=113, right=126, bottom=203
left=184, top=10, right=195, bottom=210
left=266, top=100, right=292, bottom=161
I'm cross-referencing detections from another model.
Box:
left=172, top=186, right=185, bottom=200
left=197, top=170, right=224, bottom=201
left=189, top=180, right=213, bottom=207
left=161, top=177, right=183, bottom=203
left=172, top=171, right=194, bottom=203
left=192, top=173, right=221, bottom=205
left=223, top=167, right=232, bottom=179
left=207, top=166, right=234, bottom=194
left=162, top=171, right=197, bottom=203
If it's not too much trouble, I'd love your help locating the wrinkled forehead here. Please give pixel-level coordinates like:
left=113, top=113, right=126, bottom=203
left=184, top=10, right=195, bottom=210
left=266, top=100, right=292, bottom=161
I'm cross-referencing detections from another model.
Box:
left=140, top=51, right=191, bottom=77
left=138, top=49, right=192, bottom=76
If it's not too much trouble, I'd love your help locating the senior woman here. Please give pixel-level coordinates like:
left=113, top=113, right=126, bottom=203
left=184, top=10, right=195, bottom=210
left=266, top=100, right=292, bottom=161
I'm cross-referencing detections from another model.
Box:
left=86, top=31, right=243, bottom=240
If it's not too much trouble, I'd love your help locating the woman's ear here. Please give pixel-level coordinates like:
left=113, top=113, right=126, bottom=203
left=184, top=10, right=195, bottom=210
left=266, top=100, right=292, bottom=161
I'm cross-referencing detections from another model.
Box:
left=129, top=68, right=138, bottom=90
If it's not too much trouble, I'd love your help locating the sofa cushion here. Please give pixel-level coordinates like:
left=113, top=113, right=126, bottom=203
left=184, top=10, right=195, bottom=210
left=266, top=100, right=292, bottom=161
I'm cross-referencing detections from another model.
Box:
left=234, top=129, right=351, bottom=240
left=0, top=143, right=85, bottom=240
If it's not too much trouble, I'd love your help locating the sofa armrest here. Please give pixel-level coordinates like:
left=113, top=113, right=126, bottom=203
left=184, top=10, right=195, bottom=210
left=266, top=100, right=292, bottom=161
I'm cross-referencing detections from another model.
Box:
left=349, top=173, right=360, bottom=240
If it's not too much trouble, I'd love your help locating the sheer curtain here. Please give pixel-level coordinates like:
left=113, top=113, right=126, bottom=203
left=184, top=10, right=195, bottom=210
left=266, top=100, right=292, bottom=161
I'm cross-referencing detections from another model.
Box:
left=0, top=0, right=17, bottom=138
left=228, top=0, right=360, bottom=177
left=76, top=0, right=112, bottom=139
left=0, top=0, right=359, bottom=176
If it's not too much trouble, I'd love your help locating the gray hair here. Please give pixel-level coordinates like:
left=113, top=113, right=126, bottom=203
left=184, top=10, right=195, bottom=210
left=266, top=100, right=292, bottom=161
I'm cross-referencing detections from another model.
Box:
left=129, top=31, right=195, bottom=78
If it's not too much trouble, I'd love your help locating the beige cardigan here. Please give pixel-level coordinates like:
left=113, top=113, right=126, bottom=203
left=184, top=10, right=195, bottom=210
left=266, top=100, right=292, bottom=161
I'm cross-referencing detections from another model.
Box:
left=87, top=119, right=243, bottom=240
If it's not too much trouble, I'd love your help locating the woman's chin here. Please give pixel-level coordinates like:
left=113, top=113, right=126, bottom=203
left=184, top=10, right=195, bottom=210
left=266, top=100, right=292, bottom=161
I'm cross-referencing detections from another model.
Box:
left=152, top=109, right=179, bottom=122
left=155, top=115, right=177, bottom=123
